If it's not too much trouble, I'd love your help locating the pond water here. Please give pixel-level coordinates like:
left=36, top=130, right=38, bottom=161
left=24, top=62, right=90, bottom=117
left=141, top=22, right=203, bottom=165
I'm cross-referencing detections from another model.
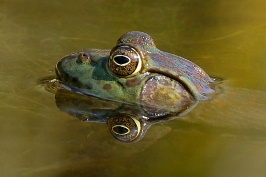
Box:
left=1, top=0, right=266, bottom=177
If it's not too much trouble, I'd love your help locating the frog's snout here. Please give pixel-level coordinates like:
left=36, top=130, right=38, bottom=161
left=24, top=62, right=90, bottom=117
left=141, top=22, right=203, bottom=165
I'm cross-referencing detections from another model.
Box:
left=55, top=63, right=64, bottom=82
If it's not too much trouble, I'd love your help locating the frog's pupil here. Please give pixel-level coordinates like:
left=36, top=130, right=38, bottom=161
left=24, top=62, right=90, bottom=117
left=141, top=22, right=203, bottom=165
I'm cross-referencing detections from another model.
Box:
left=112, top=125, right=129, bottom=135
left=114, top=56, right=130, bottom=65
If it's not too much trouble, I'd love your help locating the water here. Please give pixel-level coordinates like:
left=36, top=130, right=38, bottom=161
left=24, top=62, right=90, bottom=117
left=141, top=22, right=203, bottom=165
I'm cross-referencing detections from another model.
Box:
left=0, top=0, right=266, bottom=176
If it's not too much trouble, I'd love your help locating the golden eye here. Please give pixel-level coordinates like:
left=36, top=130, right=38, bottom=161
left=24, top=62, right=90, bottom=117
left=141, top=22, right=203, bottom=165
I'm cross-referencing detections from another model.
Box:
left=109, top=45, right=142, bottom=77
left=107, top=114, right=142, bottom=142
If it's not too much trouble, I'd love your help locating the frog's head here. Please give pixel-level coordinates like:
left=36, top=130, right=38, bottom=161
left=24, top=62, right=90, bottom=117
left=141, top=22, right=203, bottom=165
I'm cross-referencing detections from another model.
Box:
left=56, top=31, right=214, bottom=117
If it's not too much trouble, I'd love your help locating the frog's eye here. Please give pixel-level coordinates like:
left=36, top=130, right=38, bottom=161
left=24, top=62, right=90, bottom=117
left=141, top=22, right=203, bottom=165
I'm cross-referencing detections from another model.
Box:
left=109, top=45, right=142, bottom=77
left=107, top=114, right=142, bottom=142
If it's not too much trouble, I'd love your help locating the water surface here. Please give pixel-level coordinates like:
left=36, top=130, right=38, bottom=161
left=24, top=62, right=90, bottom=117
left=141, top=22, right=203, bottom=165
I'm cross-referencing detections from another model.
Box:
left=0, top=1, right=266, bottom=177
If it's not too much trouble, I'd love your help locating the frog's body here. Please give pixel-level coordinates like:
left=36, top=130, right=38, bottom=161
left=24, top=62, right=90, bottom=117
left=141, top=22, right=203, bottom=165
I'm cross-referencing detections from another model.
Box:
left=56, top=31, right=214, bottom=117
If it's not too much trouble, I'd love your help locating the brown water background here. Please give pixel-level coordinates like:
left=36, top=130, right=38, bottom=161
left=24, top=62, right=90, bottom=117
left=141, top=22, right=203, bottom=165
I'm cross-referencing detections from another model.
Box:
left=0, top=1, right=266, bottom=177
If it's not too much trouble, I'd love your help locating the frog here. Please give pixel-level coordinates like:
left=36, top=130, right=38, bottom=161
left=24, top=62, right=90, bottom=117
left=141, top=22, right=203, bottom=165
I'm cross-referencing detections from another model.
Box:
left=55, top=31, right=215, bottom=119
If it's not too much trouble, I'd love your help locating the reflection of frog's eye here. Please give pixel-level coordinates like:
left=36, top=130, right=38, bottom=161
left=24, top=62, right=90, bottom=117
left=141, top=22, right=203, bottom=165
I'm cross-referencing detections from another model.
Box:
left=109, top=45, right=142, bottom=77
left=107, top=114, right=142, bottom=142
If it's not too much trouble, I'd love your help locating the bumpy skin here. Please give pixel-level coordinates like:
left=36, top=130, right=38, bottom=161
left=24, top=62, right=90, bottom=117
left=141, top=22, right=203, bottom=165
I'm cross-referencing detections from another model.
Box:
left=55, top=31, right=214, bottom=117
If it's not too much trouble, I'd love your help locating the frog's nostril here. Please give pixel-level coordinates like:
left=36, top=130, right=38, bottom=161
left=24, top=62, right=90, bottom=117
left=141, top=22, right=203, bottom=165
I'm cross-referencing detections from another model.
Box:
left=77, top=53, right=90, bottom=63
left=82, top=53, right=88, bottom=58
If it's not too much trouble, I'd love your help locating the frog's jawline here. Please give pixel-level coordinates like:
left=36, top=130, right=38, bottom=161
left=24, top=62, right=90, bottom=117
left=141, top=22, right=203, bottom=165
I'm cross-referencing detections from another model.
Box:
left=59, top=83, right=136, bottom=106
left=147, top=68, right=203, bottom=100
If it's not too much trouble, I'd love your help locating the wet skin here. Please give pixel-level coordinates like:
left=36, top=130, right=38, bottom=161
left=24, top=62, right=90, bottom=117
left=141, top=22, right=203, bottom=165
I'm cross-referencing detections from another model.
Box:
left=55, top=31, right=214, bottom=118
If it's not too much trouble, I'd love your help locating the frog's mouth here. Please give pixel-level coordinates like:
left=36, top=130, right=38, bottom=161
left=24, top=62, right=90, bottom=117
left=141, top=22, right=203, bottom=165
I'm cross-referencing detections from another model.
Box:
left=55, top=60, right=80, bottom=91
left=55, top=65, right=62, bottom=81
left=55, top=54, right=86, bottom=86
left=55, top=65, right=92, bottom=97
left=55, top=63, right=69, bottom=84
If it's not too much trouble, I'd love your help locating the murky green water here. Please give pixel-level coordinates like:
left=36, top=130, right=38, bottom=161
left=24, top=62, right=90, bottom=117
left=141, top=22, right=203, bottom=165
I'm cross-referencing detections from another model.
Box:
left=1, top=0, right=266, bottom=177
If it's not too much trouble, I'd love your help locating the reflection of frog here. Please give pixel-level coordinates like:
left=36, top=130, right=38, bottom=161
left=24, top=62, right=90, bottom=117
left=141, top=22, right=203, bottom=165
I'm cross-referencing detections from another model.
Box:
left=54, top=88, right=189, bottom=143
left=55, top=31, right=214, bottom=117
left=41, top=78, right=266, bottom=143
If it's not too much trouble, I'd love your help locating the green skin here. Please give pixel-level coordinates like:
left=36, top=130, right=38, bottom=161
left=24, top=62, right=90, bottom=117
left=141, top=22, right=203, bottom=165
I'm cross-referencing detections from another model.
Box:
left=55, top=31, right=214, bottom=117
